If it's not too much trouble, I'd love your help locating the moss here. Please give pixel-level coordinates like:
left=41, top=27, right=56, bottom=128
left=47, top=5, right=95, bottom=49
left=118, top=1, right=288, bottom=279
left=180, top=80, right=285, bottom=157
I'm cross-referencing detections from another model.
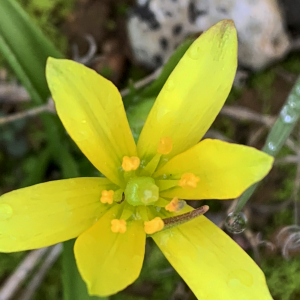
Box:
left=283, top=53, right=300, bottom=74
left=16, top=0, right=77, bottom=53
left=116, top=3, right=130, bottom=16
left=226, top=86, right=244, bottom=105
left=249, top=69, right=276, bottom=114
left=250, top=70, right=276, bottom=100
left=269, top=145, right=296, bottom=207
left=262, top=257, right=300, bottom=300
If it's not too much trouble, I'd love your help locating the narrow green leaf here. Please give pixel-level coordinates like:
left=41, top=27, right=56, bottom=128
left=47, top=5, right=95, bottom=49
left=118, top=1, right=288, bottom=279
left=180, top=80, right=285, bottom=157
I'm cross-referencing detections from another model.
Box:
left=139, top=39, right=194, bottom=98
left=0, top=0, right=63, bottom=104
left=0, top=34, right=43, bottom=104
left=235, top=75, right=300, bottom=213
left=123, top=39, right=194, bottom=107
left=0, top=0, right=79, bottom=179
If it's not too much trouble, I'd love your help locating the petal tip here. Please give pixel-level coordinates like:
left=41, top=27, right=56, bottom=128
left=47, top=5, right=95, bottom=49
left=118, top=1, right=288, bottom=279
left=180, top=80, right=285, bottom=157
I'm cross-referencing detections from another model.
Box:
left=46, top=57, right=58, bottom=72
left=46, top=56, right=55, bottom=64
left=265, top=154, right=275, bottom=172
left=261, top=151, right=275, bottom=169
left=214, top=19, right=236, bottom=32
left=220, top=19, right=235, bottom=27
left=45, top=57, right=60, bottom=83
left=208, top=19, right=237, bottom=49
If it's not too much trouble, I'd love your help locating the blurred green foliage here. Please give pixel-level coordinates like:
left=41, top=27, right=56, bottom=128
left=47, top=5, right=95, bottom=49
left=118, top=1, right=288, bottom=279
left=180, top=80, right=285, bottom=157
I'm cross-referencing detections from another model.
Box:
left=17, top=0, right=76, bottom=53
left=263, top=257, right=300, bottom=300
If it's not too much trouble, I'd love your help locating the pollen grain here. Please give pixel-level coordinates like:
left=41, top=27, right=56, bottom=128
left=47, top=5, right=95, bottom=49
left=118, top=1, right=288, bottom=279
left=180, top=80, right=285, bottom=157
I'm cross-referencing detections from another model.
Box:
left=178, top=173, right=200, bottom=189
left=122, top=156, right=140, bottom=171
left=111, top=219, right=127, bottom=233
left=144, top=217, right=164, bottom=234
left=100, top=190, right=114, bottom=204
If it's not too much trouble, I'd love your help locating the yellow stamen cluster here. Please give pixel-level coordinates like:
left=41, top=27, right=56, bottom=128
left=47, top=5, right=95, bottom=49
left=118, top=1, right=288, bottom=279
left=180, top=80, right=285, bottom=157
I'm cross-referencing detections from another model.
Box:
left=165, top=197, right=186, bottom=212
left=178, top=173, right=200, bottom=189
left=111, top=219, right=127, bottom=233
left=157, top=137, right=173, bottom=154
left=122, top=156, right=140, bottom=171
left=144, top=217, right=164, bottom=234
left=100, top=190, right=114, bottom=204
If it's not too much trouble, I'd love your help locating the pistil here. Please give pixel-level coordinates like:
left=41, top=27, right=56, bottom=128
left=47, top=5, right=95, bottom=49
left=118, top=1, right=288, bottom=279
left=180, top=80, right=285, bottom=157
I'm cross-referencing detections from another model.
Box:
left=122, top=156, right=140, bottom=171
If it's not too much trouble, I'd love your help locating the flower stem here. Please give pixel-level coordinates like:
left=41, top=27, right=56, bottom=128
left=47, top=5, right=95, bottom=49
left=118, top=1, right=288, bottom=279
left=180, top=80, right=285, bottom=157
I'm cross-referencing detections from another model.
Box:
left=234, top=75, right=300, bottom=213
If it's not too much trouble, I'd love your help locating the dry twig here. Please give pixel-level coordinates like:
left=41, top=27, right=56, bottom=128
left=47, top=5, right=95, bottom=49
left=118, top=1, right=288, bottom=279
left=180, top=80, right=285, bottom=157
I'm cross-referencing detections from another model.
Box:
left=120, top=67, right=162, bottom=98
left=0, top=248, right=48, bottom=300
left=0, top=98, right=55, bottom=126
left=220, top=105, right=275, bottom=127
left=18, top=244, right=62, bottom=300
left=0, top=83, right=29, bottom=103
left=0, top=66, right=162, bottom=126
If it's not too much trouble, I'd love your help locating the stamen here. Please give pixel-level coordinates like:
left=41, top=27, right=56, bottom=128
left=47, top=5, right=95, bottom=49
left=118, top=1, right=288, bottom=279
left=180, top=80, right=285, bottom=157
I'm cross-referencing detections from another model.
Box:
left=100, top=190, right=114, bottom=204
left=165, top=197, right=186, bottom=212
left=144, top=217, right=164, bottom=234
left=178, top=173, right=200, bottom=189
left=122, top=156, right=140, bottom=171
left=157, top=137, right=173, bottom=155
left=111, top=219, right=127, bottom=233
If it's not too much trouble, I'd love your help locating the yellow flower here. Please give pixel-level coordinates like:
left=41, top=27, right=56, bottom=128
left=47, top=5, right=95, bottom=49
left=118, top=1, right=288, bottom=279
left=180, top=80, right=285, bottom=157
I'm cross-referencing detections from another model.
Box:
left=0, top=20, right=274, bottom=299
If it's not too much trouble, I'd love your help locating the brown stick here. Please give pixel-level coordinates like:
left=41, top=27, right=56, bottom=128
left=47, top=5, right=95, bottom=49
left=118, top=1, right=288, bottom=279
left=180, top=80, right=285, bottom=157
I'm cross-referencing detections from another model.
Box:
left=18, top=244, right=62, bottom=300
left=0, top=248, right=48, bottom=300
left=0, top=98, right=55, bottom=126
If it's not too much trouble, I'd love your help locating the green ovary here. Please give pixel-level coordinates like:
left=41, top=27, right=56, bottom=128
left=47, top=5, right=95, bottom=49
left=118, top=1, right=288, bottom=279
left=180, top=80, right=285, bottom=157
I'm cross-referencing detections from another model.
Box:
left=125, top=177, right=159, bottom=206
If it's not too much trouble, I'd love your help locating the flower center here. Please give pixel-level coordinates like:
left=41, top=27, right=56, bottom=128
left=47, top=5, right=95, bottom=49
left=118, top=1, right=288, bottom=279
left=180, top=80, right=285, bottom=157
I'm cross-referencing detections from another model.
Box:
left=124, top=176, right=159, bottom=206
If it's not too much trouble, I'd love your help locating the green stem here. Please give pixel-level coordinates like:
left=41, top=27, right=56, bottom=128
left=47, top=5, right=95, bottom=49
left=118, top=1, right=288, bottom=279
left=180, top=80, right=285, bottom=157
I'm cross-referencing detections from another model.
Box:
left=234, top=76, right=300, bottom=213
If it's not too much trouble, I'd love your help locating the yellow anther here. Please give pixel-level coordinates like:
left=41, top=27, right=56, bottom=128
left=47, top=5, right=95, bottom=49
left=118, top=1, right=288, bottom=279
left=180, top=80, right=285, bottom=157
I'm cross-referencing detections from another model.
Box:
left=122, top=156, right=140, bottom=171
left=157, top=137, right=173, bottom=155
left=144, top=217, right=164, bottom=234
left=111, top=219, right=127, bottom=233
left=100, top=190, right=114, bottom=204
left=165, top=197, right=186, bottom=212
left=178, top=173, right=200, bottom=189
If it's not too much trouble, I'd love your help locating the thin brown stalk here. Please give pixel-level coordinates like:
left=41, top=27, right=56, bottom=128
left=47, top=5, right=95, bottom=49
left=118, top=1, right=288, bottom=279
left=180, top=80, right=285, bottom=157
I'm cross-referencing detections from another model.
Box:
left=0, top=248, right=48, bottom=300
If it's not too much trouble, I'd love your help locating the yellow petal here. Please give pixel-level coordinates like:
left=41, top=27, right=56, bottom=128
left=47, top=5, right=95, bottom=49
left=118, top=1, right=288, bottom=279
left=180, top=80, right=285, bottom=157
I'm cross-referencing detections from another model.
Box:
left=46, top=58, right=136, bottom=187
left=74, top=204, right=146, bottom=297
left=137, top=20, right=237, bottom=165
left=152, top=212, right=273, bottom=300
left=155, top=139, right=273, bottom=199
left=0, top=178, right=117, bottom=252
